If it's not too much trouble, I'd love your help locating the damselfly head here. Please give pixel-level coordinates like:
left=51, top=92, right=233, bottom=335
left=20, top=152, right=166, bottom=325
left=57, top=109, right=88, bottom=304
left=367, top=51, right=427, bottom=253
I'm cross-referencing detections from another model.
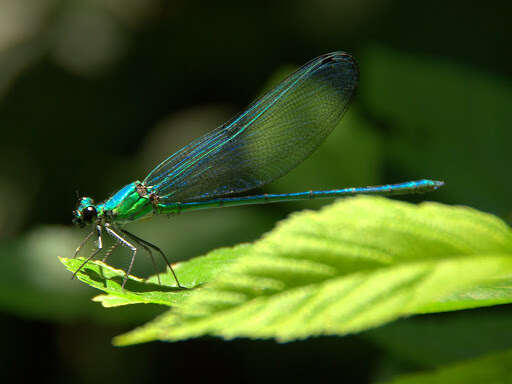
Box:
left=72, top=196, right=97, bottom=227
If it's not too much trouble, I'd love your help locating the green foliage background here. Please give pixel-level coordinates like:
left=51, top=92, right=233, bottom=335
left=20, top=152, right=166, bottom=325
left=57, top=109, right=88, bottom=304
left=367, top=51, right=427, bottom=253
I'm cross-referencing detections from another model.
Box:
left=1, top=1, right=511, bottom=383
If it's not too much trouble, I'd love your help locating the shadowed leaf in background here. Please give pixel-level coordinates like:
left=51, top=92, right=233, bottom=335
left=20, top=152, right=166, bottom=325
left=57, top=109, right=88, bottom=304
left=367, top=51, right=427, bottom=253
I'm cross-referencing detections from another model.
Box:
left=360, top=45, right=512, bottom=215
left=378, top=348, right=512, bottom=384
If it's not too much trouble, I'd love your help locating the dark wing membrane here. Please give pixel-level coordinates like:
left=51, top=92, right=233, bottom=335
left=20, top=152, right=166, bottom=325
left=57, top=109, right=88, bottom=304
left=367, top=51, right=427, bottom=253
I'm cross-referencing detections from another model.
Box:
left=144, top=52, right=358, bottom=202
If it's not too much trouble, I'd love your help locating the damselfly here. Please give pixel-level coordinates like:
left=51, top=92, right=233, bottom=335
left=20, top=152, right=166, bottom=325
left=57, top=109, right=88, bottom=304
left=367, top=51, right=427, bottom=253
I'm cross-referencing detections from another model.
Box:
left=72, top=52, right=443, bottom=288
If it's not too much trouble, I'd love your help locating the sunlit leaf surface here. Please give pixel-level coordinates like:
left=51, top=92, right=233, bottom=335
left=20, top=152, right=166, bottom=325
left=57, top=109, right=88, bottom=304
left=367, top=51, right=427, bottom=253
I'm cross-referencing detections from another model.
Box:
left=103, top=196, right=512, bottom=345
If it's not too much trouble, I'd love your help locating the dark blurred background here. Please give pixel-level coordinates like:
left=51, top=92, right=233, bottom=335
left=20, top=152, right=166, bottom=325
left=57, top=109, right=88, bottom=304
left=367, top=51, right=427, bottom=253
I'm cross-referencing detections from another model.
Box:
left=1, top=0, right=511, bottom=383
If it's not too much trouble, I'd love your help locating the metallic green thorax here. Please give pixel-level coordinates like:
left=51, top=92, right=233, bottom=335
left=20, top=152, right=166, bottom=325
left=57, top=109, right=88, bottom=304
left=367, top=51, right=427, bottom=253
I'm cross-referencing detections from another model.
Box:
left=96, top=181, right=154, bottom=224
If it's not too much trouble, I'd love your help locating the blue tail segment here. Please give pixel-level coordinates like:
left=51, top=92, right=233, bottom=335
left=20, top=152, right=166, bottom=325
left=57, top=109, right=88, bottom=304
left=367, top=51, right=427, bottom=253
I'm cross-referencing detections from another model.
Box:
left=173, top=179, right=444, bottom=212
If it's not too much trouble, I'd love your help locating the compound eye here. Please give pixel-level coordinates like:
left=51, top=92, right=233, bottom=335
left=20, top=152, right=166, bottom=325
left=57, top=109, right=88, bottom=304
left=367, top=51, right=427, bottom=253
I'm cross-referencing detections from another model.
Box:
left=82, top=206, right=97, bottom=222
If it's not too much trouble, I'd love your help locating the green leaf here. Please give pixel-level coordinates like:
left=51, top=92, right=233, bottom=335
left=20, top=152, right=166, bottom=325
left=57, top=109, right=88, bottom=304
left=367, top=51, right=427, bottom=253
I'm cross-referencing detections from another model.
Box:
left=379, top=348, right=512, bottom=384
left=92, top=294, right=145, bottom=308
left=59, top=244, right=248, bottom=307
left=113, top=196, right=512, bottom=345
